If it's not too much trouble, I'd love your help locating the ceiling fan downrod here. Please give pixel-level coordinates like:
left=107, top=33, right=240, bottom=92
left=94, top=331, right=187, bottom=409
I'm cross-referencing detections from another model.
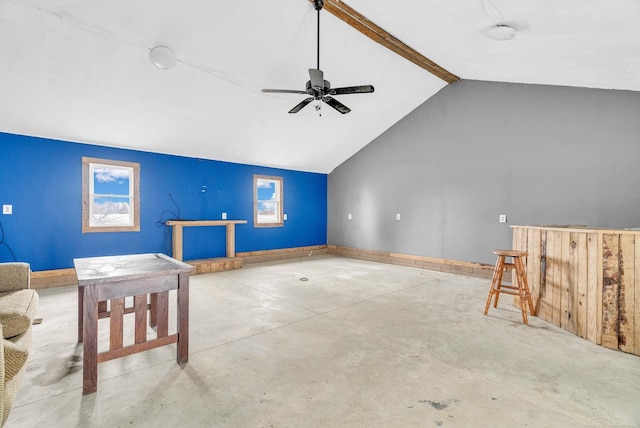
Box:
left=314, top=0, right=323, bottom=70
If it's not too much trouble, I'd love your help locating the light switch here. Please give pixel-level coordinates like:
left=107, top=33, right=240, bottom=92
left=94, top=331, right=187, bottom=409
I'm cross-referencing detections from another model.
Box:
left=2, top=205, right=12, bottom=215
left=283, top=214, right=288, bottom=220
left=221, top=212, right=227, bottom=220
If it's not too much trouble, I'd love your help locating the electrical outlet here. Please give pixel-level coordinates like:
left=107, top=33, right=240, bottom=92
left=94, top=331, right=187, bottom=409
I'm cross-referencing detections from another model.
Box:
left=396, top=213, right=401, bottom=220
left=2, top=205, right=12, bottom=215
left=221, top=212, right=227, bottom=220
left=499, top=214, right=507, bottom=223
left=348, top=213, right=352, bottom=220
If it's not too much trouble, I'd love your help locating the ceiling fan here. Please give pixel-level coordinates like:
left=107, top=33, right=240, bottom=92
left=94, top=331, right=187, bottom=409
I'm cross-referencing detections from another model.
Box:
left=261, top=0, right=374, bottom=114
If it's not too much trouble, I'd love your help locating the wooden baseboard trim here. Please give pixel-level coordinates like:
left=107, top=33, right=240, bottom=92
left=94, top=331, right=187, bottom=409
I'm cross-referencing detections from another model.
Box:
left=29, top=244, right=485, bottom=289
left=29, top=245, right=330, bottom=289
left=237, top=245, right=327, bottom=264
left=327, top=245, right=494, bottom=279
left=187, top=257, right=243, bottom=274
left=31, top=268, right=78, bottom=289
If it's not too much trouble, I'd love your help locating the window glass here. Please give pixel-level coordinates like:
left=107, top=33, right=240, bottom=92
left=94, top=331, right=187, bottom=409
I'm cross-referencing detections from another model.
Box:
left=254, top=175, right=283, bottom=227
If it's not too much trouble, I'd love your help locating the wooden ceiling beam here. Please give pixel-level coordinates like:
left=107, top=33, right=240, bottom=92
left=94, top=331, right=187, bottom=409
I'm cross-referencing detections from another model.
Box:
left=313, top=0, right=460, bottom=84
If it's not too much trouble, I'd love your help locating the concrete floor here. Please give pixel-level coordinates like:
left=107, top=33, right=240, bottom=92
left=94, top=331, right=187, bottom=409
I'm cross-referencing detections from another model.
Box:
left=6, top=255, right=640, bottom=427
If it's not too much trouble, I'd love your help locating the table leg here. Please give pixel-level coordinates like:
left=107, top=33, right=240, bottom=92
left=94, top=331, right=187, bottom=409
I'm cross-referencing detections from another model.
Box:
left=177, top=272, right=189, bottom=365
left=77, top=286, right=83, bottom=343
left=82, top=285, right=99, bottom=394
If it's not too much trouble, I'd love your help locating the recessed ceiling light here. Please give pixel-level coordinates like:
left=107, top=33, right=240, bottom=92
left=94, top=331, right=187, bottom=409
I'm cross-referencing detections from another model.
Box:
left=149, top=46, right=177, bottom=69
left=487, top=24, right=516, bottom=41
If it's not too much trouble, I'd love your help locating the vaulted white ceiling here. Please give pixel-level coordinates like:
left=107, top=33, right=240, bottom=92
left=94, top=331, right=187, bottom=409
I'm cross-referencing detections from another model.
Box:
left=1, top=0, right=639, bottom=173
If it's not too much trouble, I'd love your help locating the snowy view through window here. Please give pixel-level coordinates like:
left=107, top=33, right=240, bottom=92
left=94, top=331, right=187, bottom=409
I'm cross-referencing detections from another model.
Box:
left=90, top=165, right=133, bottom=227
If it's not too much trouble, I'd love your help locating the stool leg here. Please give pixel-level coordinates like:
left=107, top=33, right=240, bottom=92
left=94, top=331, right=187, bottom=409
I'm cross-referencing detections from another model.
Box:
left=515, top=257, right=536, bottom=317
left=484, top=256, right=505, bottom=315
left=492, top=256, right=506, bottom=308
left=514, top=257, right=530, bottom=324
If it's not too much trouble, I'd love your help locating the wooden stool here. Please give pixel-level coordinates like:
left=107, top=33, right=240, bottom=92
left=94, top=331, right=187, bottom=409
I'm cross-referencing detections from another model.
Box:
left=484, top=250, right=536, bottom=324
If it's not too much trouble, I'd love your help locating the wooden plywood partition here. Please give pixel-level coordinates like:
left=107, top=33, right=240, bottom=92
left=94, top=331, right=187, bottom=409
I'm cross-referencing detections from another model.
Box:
left=512, top=226, right=640, bottom=357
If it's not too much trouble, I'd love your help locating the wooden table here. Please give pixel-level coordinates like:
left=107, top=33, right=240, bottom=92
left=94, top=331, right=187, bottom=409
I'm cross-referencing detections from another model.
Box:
left=74, top=253, right=194, bottom=394
left=165, top=220, right=247, bottom=261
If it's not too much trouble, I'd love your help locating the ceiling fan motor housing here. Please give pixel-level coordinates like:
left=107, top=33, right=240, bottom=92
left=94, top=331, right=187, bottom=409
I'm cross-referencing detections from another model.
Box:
left=306, top=79, right=331, bottom=97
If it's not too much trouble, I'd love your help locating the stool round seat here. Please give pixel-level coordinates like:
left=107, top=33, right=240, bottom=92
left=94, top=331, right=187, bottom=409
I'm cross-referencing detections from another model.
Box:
left=484, top=249, right=535, bottom=324
left=492, top=249, right=528, bottom=257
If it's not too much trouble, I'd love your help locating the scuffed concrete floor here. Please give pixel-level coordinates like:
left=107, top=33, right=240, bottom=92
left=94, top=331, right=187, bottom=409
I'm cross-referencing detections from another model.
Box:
left=7, top=255, right=640, bottom=427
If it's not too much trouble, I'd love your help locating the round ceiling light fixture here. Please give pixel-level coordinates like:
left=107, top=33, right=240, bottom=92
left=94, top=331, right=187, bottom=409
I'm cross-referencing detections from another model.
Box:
left=487, top=24, right=517, bottom=41
left=149, top=46, right=177, bottom=69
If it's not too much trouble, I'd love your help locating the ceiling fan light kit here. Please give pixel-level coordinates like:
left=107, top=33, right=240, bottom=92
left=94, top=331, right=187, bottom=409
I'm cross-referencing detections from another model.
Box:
left=261, top=0, right=374, bottom=114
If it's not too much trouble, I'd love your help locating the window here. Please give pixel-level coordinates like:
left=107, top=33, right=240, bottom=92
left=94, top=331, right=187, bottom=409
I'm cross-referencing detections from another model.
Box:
left=254, top=175, right=283, bottom=227
left=82, top=157, right=140, bottom=233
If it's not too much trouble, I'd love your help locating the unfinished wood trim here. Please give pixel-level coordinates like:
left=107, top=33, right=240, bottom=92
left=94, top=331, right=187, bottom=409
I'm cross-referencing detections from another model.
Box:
left=586, top=233, right=599, bottom=343
left=165, top=220, right=248, bottom=226
left=635, top=237, right=640, bottom=355
left=82, top=156, right=140, bottom=233
left=513, top=226, right=640, bottom=357
left=328, top=245, right=494, bottom=279
left=389, top=251, right=490, bottom=270
left=601, top=233, right=620, bottom=350
left=253, top=175, right=284, bottom=228
left=596, top=232, right=604, bottom=345
left=238, top=245, right=328, bottom=264
left=31, top=268, right=78, bottom=288
left=164, top=219, right=248, bottom=261
left=575, top=232, right=588, bottom=339
left=317, top=0, right=460, bottom=84
left=511, top=225, right=640, bottom=235
left=619, top=234, right=635, bottom=353
left=172, top=224, right=183, bottom=261
left=187, top=257, right=243, bottom=274
left=238, top=245, right=327, bottom=258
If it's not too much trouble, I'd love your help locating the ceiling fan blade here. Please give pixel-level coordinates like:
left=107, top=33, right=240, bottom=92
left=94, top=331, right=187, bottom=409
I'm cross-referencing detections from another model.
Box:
left=330, top=85, right=375, bottom=95
left=262, top=89, right=308, bottom=95
left=309, top=69, right=324, bottom=90
left=288, top=97, right=314, bottom=114
left=322, top=96, right=350, bottom=114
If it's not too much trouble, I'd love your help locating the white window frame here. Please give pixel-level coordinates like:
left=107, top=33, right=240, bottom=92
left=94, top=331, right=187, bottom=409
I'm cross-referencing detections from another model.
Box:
left=82, top=157, right=140, bottom=233
left=254, top=174, right=283, bottom=228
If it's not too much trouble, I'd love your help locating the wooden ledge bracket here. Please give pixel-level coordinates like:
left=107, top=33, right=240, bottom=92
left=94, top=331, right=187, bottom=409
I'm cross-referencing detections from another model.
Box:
left=314, top=0, right=460, bottom=84
left=165, top=220, right=247, bottom=262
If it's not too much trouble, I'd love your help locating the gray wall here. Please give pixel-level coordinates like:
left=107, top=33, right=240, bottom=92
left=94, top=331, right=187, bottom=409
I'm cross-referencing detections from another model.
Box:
left=328, top=80, right=640, bottom=265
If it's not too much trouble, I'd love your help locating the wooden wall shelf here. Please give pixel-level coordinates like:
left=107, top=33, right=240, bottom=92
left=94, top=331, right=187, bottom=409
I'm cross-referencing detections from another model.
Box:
left=165, top=220, right=247, bottom=262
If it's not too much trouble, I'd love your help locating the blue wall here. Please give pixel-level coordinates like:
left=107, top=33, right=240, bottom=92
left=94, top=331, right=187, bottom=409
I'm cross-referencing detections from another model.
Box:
left=0, top=132, right=327, bottom=271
